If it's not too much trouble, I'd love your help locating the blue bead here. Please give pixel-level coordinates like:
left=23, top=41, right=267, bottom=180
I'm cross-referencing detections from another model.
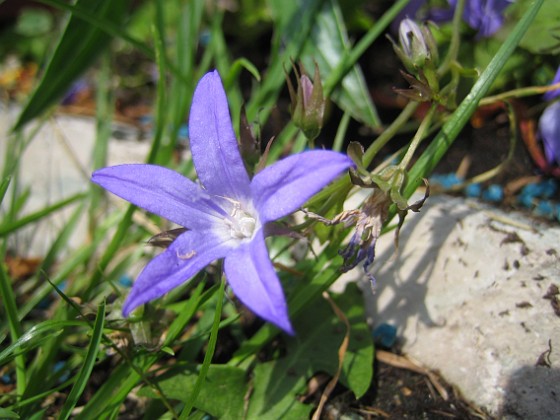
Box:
left=535, top=200, right=554, bottom=218
left=517, top=193, right=534, bottom=209
left=118, top=275, right=133, bottom=288
left=482, top=184, right=503, bottom=202
left=372, top=323, right=397, bottom=348
left=465, top=183, right=482, bottom=197
left=541, top=179, right=558, bottom=198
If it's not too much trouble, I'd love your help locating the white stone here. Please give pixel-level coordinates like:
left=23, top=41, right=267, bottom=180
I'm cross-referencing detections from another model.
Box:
left=338, top=193, right=560, bottom=418
left=0, top=105, right=150, bottom=256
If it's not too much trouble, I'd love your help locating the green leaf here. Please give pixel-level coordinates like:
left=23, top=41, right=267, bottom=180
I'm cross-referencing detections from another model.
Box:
left=508, top=0, right=560, bottom=54
left=0, top=320, right=85, bottom=365
left=13, top=0, right=132, bottom=130
left=0, top=192, right=85, bottom=236
left=302, top=0, right=381, bottom=129
left=247, top=283, right=373, bottom=416
left=248, top=361, right=312, bottom=419
left=59, top=302, right=106, bottom=420
left=15, top=8, right=53, bottom=36
left=0, top=408, right=20, bottom=418
left=138, top=364, right=248, bottom=419
left=0, top=176, right=11, bottom=206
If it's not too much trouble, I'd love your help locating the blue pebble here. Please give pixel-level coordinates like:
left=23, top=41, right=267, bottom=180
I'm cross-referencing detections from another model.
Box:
left=465, top=183, right=482, bottom=197
left=540, top=179, right=558, bottom=198
left=482, top=184, right=503, bottom=202
left=534, top=200, right=554, bottom=218
left=430, top=173, right=463, bottom=189
left=118, top=275, right=133, bottom=288
left=517, top=193, right=534, bottom=209
left=178, top=124, right=189, bottom=139
left=521, top=182, right=543, bottom=197
left=372, top=323, right=397, bottom=348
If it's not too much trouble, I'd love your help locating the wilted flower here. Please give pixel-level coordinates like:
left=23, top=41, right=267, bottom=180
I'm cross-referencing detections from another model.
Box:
left=92, top=70, right=352, bottom=334
left=286, top=63, right=326, bottom=142
left=307, top=143, right=429, bottom=283
left=539, top=101, right=560, bottom=167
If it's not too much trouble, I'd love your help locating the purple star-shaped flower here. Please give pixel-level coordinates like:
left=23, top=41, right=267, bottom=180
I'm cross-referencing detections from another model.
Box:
left=91, top=70, right=352, bottom=334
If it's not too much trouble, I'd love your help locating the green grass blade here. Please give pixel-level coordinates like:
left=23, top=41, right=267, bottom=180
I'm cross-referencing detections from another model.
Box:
left=13, top=0, right=132, bottom=130
left=0, top=252, right=26, bottom=398
left=0, top=408, right=19, bottom=419
left=58, top=302, right=106, bottom=420
left=403, top=0, right=545, bottom=198
left=0, top=176, right=11, bottom=206
left=0, top=320, right=85, bottom=365
left=0, top=192, right=85, bottom=236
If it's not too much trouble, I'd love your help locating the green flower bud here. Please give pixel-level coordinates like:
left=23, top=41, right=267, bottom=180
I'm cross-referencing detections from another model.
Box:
left=286, top=62, right=326, bottom=142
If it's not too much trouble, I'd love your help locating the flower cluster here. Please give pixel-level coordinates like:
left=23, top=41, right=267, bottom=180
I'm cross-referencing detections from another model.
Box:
left=92, top=71, right=352, bottom=334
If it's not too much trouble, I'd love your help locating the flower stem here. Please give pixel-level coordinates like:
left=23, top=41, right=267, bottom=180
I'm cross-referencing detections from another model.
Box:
left=363, top=101, right=418, bottom=167
left=438, top=0, right=465, bottom=76
left=398, top=103, right=438, bottom=171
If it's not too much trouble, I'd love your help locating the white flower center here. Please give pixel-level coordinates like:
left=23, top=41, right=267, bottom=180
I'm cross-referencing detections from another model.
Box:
left=223, top=200, right=257, bottom=240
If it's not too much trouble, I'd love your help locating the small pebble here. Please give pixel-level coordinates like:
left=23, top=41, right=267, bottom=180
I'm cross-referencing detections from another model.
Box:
left=482, top=184, right=504, bottom=202
left=373, top=323, right=397, bottom=348
left=465, top=183, right=482, bottom=197
left=535, top=200, right=554, bottom=218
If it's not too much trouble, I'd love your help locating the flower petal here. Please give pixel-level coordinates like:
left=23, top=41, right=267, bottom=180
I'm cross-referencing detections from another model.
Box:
left=92, top=164, right=225, bottom=230
left=251, top=150, right=352, bottom=223
left=189, top=70, right=251, bottom=200
left=224, top=230, right=294, bottom=334
left=122, top=230, right=234, bottom=316
left=539, top=102, right=560, bottom=166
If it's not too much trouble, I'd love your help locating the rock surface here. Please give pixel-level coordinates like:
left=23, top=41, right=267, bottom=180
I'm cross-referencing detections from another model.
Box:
left=339, top=193, right=560, bottom=418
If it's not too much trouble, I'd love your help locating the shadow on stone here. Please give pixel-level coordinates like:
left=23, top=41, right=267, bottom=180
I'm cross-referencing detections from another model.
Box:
left=500, top=365, right=560, bottom=419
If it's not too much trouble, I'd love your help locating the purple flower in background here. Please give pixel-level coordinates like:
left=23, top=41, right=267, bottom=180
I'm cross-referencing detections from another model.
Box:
left=543, top=66, right=560, bottom=102
left=461, top=0, right=512, bottom=37
left=539, top=101, right=560, bottom=167
left=431, top=0, right=512, bottom=38
left=92, top=70, right=352, bottom=334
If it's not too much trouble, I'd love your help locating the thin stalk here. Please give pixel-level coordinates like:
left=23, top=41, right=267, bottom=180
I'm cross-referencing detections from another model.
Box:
left=363, top=101, right=418, bottom=167
left=438, top=0, right=465, bottom=76
left=398, top=103, right=438, bottom=170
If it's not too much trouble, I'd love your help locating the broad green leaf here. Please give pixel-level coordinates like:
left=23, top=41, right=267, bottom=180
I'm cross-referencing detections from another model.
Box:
left=248, top=361, right=312, bottom=419
left=14, top=0, right=132, bottom=130
left=247, top=283, right=373, bottom=417
left=508, top=0, right=560, bottom=54
left=138, top=364, right=248, bottom=419
left=302, top=0, right=381, bottom=129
